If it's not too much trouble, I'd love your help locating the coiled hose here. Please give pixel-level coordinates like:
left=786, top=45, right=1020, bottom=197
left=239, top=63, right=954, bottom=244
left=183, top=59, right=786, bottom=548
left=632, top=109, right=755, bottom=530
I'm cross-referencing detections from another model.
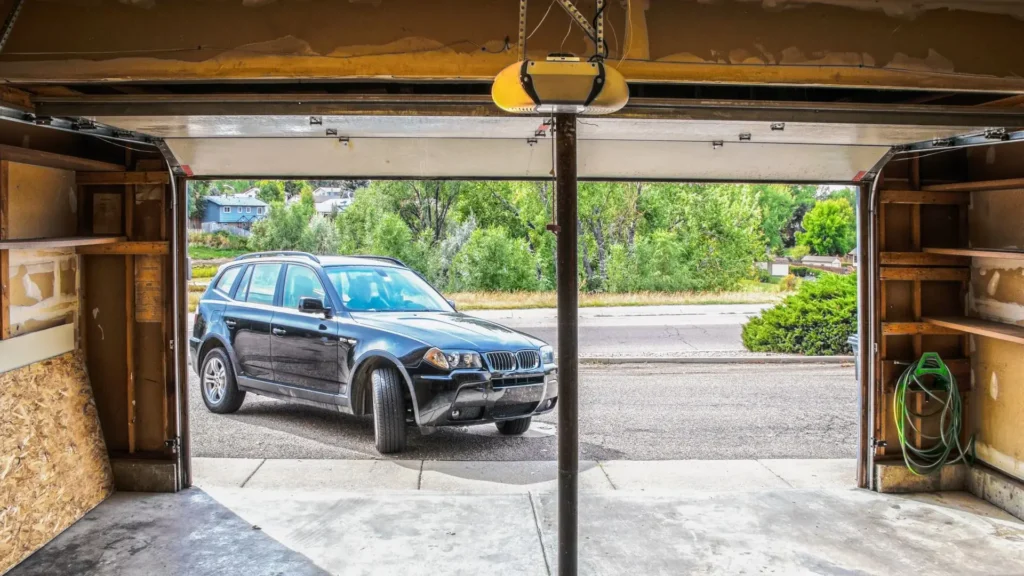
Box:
left=893, top=352, right=974, bottom=476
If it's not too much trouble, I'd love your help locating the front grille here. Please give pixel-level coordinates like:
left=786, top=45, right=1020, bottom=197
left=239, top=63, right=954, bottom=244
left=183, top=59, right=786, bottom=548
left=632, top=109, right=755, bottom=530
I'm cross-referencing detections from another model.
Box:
left=516, top=350, right=540, bottom=369
left=485, top=351, right=517, bottom=372
left=492, top=374, right=545, bottom=388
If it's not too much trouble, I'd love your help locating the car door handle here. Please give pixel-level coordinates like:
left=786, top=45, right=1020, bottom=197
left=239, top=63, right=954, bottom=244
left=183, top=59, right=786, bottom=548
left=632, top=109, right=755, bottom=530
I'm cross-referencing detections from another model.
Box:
left=272, top=327, right=287, bottom=336
left=225, top=319, right=237, bottom=328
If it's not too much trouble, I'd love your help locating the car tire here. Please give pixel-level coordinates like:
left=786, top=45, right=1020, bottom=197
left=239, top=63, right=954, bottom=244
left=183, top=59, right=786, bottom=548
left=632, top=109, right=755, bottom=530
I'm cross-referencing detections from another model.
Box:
left=200, top=348, right=246, bottom=414
left=495, top=417, right=532, bottom=436
left=371, top=366, right=407, bottom=454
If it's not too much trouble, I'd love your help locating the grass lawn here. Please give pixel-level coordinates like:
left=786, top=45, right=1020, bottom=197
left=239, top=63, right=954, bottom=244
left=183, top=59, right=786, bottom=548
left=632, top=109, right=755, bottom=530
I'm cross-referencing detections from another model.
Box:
left=188, top=245, right=248, bottom=261
left=446, top=288, right=789, bottom=311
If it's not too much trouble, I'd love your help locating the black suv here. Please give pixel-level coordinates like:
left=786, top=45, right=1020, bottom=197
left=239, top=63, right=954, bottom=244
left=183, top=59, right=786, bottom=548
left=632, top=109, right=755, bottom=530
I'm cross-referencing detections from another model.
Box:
left=189, top=252, right=557, bottom=453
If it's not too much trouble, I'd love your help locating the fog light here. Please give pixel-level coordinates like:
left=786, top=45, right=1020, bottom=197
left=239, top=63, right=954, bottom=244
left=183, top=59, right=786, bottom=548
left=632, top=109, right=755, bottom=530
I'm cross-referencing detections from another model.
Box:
left=451, top=409, right=461, bottom=418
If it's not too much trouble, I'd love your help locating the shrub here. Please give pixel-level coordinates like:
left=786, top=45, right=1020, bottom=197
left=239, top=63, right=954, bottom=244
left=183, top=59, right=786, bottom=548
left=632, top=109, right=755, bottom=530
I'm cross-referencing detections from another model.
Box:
left=742, top=272, right=856, bottom=355
left=188, top=230, right=249, bottom=251
left=192, top=265, right=218, bottom=279
left=778, top=274, right=799, bottom=292
left=789, top=266, right=819, bottom=278
left=451, top=227, right=538, bottom=292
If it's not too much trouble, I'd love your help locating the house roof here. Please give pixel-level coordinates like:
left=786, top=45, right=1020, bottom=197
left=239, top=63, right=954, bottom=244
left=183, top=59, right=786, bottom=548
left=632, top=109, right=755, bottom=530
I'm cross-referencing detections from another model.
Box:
left=206, top=195, right=268, bottom=207
left=316, top=198, right=351, bottom=213
left=802, top=255, right=841, bottom=263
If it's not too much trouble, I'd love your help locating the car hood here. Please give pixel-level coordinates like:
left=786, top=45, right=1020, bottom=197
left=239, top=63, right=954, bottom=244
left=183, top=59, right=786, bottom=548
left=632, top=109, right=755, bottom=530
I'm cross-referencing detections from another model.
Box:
left=349, top=311, right=546, bottom=351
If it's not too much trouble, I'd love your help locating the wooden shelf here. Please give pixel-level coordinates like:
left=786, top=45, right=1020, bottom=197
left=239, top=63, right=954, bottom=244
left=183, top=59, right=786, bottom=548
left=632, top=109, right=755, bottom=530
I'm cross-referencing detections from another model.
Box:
left=879, top=267, right=969, bottom=282
left=923, top=178, right=1024, bottom=193
left=923, top=247, right=1024, bottom=261
left=77, top=241, right=169, bottom=255
left=880, top=252, right=970, bottom=266
left=0, top=236, right=125, bottom=250
left=880, top=190, right=969, bottom=205
left=924, top=316, right=1024, bottom=345
left=882, top=322, right=962, bottom=336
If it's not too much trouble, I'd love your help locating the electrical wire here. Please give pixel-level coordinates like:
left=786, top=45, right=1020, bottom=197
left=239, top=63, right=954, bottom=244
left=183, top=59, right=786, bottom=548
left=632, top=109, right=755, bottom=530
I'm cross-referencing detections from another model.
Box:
left=94, top=134, right=160, bottom=153
left=559, top=16, right=574, bottom=53
left=893, top=353, right=974, bottom=476
left=527, top=0, right=557, bottom=40
left=618, top=0, right=632, bottom=67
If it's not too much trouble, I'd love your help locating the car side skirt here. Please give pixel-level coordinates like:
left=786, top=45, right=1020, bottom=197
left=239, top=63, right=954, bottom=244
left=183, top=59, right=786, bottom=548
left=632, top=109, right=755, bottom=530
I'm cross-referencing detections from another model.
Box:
left=236, top=375, right=352, bottom=414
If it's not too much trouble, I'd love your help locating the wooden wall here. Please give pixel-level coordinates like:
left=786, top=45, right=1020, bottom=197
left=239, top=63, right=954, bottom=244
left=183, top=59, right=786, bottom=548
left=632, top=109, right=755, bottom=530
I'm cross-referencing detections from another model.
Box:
left=964, top=142, right=1024, bottom=482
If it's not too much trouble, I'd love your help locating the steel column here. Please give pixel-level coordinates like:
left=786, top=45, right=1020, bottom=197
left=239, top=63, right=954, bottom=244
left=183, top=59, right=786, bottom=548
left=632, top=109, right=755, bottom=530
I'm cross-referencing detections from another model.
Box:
left=856, top=182, right=871, bottom=489
left=555, top=113, right=579, bottom=576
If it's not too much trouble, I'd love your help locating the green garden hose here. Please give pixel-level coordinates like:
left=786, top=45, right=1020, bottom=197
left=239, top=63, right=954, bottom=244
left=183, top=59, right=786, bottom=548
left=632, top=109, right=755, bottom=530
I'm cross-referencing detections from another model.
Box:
left=893, top=352, right=975, bottom=476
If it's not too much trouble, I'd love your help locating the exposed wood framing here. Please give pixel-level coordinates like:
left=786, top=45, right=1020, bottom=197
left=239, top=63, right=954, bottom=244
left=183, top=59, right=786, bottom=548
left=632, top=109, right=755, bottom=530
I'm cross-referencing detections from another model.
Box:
left=923, top=247, right=1024, bottom=260
left=881, top=322, right=961, bottom=336
left=879, top=267, right=970, bottom=281
left=924, top=316, right=1024, bottom=346
left=880, top=252, right=970, bottom=266
left=923, top=178, right=1024, bottom=192
left=77, top=172, right=169, bottom=186
left=0, top=236, right=125, bottom=250
left=76, top=241, right=169, bottom=255
left=125, top=184, right=135, bottom=454
left=880, top=190, right=969, bottom=205
left=0, top=249, right=8, bottom=340
left=0, top=144, right=123, bottom=173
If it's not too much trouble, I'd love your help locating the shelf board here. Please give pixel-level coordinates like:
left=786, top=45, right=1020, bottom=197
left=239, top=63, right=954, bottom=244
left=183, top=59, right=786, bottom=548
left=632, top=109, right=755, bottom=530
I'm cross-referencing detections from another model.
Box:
left=879, top=267, right=969, bottom=282
left=880, top=252, right=970, bottom=267
left=77, top=241, right=169, bottom=255
left=0, top=236, right=125, bottom=250
left=923, top=247, right=1024, bottom=261
left=924, top=316, right=1024, bottom=345
left=922, top=178, right=1024, bottom=193
left=880, top=190, right=969, bottom=205
left=882, top=322, right=961, bottom=336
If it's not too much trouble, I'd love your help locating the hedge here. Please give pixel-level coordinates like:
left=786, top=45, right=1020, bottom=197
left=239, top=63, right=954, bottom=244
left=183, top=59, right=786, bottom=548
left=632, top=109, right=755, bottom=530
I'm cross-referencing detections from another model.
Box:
left=741, top=272, right=856, bottom=355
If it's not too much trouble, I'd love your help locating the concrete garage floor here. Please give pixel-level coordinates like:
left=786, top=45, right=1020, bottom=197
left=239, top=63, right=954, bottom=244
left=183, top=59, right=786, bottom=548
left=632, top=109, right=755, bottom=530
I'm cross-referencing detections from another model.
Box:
left=12, top=460, right=1024, bottom=576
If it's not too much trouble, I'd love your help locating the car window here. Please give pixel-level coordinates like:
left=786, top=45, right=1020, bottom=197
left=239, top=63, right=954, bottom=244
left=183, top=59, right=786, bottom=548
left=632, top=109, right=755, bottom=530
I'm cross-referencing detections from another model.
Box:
left=215, top=266, right=241, bottom=294
left=324, top=265, right=452, bottom=313
left=282, top=265, right=326, bottom=309
left=233, top=265, right=253, bottom=300
left=244, top=264, right=281, bottom=306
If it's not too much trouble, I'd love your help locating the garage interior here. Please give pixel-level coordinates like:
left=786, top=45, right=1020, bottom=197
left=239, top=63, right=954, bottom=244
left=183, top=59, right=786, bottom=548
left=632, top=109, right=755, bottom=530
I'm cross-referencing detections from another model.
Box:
left=2, top=0, right=1024, bottom=574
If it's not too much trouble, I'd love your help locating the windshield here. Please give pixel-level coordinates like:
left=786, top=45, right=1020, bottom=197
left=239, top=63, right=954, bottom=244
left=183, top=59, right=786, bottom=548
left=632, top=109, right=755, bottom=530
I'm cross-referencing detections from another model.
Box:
left=325, top=265, right=454, bottom=313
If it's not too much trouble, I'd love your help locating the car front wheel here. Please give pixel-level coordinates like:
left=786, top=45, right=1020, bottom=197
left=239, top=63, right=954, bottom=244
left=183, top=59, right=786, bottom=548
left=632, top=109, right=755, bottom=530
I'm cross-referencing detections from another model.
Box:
left=371, top=366, right=408, bottom=454
left=495, top=417, right=532, bottom=436
left=200, top=348, right=246, bottom=414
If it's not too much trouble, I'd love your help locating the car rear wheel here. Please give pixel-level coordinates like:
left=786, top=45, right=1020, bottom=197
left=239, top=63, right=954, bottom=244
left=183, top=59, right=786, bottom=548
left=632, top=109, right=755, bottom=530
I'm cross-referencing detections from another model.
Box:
left=200, top=348, right=246, bottom=414
left=371, top=366, right=407, bottom=454
left=495, top=417, right=532, bottom=436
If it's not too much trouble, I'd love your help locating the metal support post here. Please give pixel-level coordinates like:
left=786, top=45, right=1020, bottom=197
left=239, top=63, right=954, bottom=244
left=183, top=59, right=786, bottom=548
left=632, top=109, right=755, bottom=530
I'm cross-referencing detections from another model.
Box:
left=554, top=113, right=579, bottom=576
left=856, top=182, right=871, bottom=489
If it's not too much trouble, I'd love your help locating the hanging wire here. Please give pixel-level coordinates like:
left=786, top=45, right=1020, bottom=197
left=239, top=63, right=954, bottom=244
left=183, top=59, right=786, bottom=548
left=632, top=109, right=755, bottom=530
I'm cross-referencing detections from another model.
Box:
left=527, top=0, right=558, bottom=40
left=618, top=0, right=632, bottom=66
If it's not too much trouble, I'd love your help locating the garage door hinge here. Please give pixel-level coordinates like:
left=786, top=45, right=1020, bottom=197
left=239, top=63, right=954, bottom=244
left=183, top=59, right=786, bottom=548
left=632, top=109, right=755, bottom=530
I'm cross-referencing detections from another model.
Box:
left=165, top=437, right=180, bottom=454
left=169, top=339, right=174, bottom=351
left=870, top=438, right=887, bottom=449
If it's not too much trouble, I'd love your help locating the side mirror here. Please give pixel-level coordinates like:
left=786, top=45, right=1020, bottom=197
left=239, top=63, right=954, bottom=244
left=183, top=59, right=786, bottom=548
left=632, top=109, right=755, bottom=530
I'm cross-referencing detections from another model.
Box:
left=299, top=297, right=332, bottom=318
left=447, top=299, right=457, bottom=311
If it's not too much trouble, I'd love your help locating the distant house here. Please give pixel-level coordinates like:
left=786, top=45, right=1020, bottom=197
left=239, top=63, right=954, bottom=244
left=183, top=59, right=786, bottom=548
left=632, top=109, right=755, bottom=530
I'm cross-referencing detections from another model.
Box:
left=756, top=258, right=791, bottom=277
left=289, top=186, right=361, bottom=206
left=201, top=195, right=268, bottom=234
left=802, top=255, right=843, bottom=269
left=315, top=197, right=352, bottom=217
left=236, top=187, right=261, bottom=199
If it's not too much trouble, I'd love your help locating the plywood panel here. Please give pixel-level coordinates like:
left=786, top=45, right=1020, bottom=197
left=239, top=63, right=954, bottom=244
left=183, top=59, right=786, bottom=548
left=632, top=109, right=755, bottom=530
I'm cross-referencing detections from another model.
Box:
left=4, top=162, right=77, bottom=240
left=970, top=189, right=1024, bottom=250
left=0, top=352, right=114, bottom=573
left=82, top=254, right=128, bottom=451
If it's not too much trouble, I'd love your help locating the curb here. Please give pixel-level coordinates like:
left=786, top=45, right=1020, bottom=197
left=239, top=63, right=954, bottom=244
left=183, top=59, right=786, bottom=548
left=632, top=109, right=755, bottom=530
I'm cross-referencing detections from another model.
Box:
left=580, top=356, right=854, bottom=365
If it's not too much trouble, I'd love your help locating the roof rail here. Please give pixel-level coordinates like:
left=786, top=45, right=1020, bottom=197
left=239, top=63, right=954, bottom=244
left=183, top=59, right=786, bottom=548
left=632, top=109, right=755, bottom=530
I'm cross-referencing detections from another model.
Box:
left=348, top=254, right=408, bottom=268
left=234, top=251, right=320, bottom=263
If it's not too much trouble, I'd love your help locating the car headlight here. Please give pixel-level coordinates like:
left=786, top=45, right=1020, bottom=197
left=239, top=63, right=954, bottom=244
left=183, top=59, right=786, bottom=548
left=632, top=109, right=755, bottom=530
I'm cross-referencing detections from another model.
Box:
left=423, top=348, right=482, bottom=370
left=540, top=345, right=555, bottom=366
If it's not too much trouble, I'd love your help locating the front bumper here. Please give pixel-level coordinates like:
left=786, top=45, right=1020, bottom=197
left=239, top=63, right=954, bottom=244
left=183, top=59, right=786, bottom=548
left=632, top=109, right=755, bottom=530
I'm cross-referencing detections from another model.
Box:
left=411, top=367, right=558, bottom=427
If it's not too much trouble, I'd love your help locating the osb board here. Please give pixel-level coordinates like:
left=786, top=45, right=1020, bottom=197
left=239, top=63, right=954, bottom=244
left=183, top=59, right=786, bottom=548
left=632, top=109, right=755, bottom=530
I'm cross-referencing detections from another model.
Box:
left=82, top=255, right=128, bottom=452
left=0, top=352, right=114, bottom=574
left=4, top=162, right=76, bottom=240
left=969, top=260, right=1024, bottom=481
left=7, top=249, right=78, bottom=338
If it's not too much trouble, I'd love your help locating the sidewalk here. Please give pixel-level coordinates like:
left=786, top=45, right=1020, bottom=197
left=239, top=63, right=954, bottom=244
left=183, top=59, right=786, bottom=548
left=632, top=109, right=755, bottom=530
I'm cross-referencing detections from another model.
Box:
left=13, top=459, right=1024, bottom=576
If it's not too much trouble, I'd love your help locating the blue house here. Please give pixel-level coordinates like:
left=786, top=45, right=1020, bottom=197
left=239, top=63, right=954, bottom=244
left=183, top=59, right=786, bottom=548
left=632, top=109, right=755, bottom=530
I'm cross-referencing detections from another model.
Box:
left=201, top=195, right=268, bottom=234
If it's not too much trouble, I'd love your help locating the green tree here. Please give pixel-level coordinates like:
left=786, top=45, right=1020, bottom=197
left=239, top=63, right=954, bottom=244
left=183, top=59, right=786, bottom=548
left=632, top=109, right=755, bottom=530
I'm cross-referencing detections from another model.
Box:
left=797, top=198, right=856, bottom=256
left=187, top=180, right=215, bottom=220
left=249, top=190, right=315, bottom=251
left=451, top=228, right=538, bottom=291
left=256, top=180, right=285, bottom=204
left=752, top=184, right=796, bottom=255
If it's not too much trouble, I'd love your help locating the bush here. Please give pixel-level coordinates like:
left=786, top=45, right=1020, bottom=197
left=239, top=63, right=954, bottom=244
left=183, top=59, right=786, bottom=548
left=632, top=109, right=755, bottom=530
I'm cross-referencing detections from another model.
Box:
left=192, top=265, right=218, bottom=279
left=789, top=266, right=819, bottom=278
left=779, top=274, right=799, bottom=291
left=451, top=227, right=538, bottom=292
left=188, top=230, right=249, bottom=252
left=742, top=273, right=856, bottom=355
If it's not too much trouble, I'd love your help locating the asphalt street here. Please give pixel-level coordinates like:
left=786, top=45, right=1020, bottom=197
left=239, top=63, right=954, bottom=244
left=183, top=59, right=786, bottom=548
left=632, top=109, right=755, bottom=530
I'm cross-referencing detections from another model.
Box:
left=189, top=362, right=857, bottom=461
left=469, top=304, right=770, bottom=356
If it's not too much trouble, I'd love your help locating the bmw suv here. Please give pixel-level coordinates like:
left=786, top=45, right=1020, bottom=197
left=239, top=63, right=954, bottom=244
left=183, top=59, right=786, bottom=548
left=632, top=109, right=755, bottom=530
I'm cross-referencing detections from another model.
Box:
left=189, top=252, right=557, bottom=453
